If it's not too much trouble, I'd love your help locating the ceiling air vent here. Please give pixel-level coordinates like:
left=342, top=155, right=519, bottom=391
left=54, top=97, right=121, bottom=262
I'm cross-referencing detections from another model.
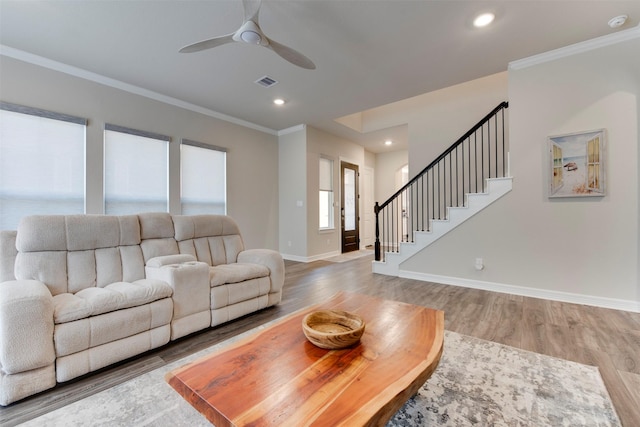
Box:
left=254, top=75, right=278, bottom=88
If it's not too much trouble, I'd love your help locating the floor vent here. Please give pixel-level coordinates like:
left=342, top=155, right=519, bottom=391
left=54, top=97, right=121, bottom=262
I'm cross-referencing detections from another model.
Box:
left=254, top=75, right=278, bottom=88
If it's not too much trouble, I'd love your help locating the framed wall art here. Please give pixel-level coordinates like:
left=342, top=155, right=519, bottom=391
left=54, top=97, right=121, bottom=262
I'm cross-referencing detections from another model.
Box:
left=547, top=129, right=605, bottom=198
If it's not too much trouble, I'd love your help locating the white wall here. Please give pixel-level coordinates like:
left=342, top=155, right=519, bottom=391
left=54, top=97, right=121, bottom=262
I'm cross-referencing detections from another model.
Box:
left=402, top=35, right=640, bottom=310
left=278, top=127, right=308, bottom=258
left=375, top=150, right=408, bottom=204
left=358, top=72, right=508, bottom=178
left=0, top=56, right=280, bottom=249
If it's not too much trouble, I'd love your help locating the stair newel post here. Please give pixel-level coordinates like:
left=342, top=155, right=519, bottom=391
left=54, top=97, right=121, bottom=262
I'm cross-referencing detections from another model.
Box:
left=374, top=202, right=381, bottom=261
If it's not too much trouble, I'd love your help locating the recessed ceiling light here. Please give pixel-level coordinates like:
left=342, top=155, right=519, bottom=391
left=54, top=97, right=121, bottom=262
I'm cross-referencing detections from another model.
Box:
left=384, top=140, right=393, bottom=146
left=273, top=98, right=285, bottom=106
left=473, top=13, right=495, bottom=28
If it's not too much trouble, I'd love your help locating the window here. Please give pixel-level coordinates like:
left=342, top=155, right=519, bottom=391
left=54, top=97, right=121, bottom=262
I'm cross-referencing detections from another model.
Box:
left=587, top=135, right=603, bottom=193
left=180, top=139, right=226, bottom=214
left=0, top=102, right=86, bottom=230
left=550, top=142, right=563, bottom=194
left=319, top=157, right=334, bottom=229
left=104, top=124, right=169, bottom=214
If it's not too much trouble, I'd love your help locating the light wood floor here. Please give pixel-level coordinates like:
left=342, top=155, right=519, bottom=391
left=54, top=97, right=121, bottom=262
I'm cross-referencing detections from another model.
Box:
left=2, top=255, right=639, bottom=426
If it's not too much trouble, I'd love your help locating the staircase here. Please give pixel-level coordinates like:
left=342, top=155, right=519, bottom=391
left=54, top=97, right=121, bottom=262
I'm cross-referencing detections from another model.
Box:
left=373, top=102, right=510, bottom=276
left=372, top=176, right=512, bottom=275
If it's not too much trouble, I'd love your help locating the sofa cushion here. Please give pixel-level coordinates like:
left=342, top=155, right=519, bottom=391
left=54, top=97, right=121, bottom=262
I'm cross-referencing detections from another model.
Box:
left=16, top=215, right=140, bottom=252
left=53, top=299, right=173, bottom=359
left=173, top=215, right=245, bottom=265
left=52, top=279, right=173, bottom=324
left=209, top=263, right=269, bottom=287
left=138, top=212, right=180, bottom=262
left=173, top=214, right=240, bottom=241
left=15, top=251, right=68, bottom=296
left=14, top=215, right=145, bottom=296
left=138, top=212, right=175, bottom=240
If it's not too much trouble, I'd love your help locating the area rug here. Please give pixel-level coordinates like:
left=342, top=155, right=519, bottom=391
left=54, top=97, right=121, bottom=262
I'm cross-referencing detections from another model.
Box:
left=20, top=331, right=619, bottom=427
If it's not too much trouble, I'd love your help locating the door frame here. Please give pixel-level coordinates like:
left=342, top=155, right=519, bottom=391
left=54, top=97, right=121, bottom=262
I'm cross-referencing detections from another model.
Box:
left=340, top=161, right=360, bottom=253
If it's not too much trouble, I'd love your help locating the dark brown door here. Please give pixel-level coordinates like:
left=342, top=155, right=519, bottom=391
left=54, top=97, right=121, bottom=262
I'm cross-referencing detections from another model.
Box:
left=341, top=161, right=359, bottom=253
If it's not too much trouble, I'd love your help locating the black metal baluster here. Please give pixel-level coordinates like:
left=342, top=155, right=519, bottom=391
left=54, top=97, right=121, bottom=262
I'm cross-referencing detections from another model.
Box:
left=474, top=132, right=478, bottom=193
left=487, top=121, right=491, bottom=181
left=494, top=114, right=498, bottom=178
left=502, top=106, right=506, bottom=176
left=372, top=102, right=508, bottom=265
left=481, top=124, right=485, bottom=190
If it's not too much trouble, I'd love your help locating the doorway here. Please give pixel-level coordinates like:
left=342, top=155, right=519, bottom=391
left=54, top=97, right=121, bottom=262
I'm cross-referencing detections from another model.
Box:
left=362, top=166, right=374, bottom=247
left=341, top=161, right=359, bottom=253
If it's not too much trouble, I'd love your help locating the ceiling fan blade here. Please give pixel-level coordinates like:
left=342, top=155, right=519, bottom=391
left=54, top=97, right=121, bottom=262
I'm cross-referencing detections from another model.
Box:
left=243, top=0, right=261, bottom=23
left=179, top=34, right=235, bottom=53
left=267, top=39, right=316, bottom=70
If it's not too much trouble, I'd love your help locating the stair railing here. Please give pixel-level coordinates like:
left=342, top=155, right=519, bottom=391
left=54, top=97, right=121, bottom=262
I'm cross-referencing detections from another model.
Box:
left=374, top=102, right=509, bottom=262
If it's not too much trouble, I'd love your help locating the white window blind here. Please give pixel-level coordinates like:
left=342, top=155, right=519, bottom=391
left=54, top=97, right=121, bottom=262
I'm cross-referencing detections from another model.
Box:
left=319, top=157, right=334, bottom=229
left=0, top=102, right=86, bottom=230
left=104, top=124, right=169, bottom=215
left=180, top=140, right=226, bottom=215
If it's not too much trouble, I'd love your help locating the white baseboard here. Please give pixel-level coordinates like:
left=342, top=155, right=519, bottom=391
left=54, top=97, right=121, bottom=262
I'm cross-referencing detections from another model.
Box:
left=281, top=250, right=340, bottom=263
left=399, top=271, right=640, bottom=313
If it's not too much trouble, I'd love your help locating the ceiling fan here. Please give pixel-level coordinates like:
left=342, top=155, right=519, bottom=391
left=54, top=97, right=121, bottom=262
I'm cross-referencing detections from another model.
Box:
left=179, top=0, right=316, bottom=70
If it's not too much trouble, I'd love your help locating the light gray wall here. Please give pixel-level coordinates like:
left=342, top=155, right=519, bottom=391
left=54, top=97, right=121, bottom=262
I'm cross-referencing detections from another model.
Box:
left=278, top=127, right=308, bottom=257
left=0, top=57, right=279, bottom=249
left=402, top=37, right=640, bottom=306
left=408, top=72, right=508, bottom=177
left=358, top=72, right=508, bottom=178
left=306, top=126, right=365, bottom=258
left=375, top=150, right=408, bottom=204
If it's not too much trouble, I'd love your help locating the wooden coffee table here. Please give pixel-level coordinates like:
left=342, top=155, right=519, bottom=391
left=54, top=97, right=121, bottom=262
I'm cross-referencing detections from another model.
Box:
left=166, top=291, right=444, bottom=426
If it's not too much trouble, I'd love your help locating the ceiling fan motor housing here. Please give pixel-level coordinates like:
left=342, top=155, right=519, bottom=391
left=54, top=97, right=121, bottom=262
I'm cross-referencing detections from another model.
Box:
left=234, top=20, right=269, bottom=46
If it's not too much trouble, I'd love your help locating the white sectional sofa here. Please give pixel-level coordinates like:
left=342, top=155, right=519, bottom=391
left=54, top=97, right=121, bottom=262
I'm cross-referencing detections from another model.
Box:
left=0, top=213, right=284, bottom=406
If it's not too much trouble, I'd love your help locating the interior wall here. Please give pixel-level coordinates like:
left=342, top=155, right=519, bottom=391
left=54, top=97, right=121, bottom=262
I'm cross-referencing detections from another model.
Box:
left=359, top=72, right=508, bottom=178
left=363, top=151, right=377, bottom=247
left=306, top=126, right=365, bottom=258
left=278, top=127, right=308, bottom=258
left=0, top=56, right=280, bottom=250
left=402, top=36, right=640, bottom=308
left=374, top=150, right=408, bottom=204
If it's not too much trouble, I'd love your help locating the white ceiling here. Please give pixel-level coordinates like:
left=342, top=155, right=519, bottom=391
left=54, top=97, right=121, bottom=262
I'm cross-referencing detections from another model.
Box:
left=1, top=0, right=639, bottom=153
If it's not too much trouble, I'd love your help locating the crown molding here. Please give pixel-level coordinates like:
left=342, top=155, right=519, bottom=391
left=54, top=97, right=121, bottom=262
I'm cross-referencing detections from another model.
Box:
left=277, top=124, right=306, bottom=136
left=0, top=44, right=278, bottom=136
left=509, top=24, right=640, bottom=70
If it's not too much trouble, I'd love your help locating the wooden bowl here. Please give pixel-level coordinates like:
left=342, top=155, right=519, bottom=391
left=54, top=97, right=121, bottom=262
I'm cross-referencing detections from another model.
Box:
left=302, top=310, right=365, bottom=349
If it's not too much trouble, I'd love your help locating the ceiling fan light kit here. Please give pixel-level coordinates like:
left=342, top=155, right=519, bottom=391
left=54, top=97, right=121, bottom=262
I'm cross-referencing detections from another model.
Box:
left=234, top=20, right=267, bottom=45
left=180, top=0, right=316, bottom=70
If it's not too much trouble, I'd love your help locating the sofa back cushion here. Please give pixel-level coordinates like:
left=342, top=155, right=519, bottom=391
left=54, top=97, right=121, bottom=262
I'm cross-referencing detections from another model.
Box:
left=172, top=215, right=245, bottom=265
left=14, top=215, right=145, bottom=296
left=138, top=212, right=180, bottom=262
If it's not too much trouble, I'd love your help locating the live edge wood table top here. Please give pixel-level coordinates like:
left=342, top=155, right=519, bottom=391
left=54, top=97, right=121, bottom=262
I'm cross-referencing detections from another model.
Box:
left=165, top=291, right=445, bottom=427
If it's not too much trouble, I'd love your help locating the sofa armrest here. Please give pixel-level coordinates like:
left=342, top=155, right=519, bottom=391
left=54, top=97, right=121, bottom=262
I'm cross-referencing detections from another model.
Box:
left=237, top=249, right=285, bottom=295
left=0, top=280, right=55, bottom=374
left=145, top=261, right=210, bottom=337
left=146, top=254, right=196, bottom=268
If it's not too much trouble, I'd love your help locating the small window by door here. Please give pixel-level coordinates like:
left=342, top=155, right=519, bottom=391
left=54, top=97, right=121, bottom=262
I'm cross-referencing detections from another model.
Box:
left=319, top=157, right=334, bottom=230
